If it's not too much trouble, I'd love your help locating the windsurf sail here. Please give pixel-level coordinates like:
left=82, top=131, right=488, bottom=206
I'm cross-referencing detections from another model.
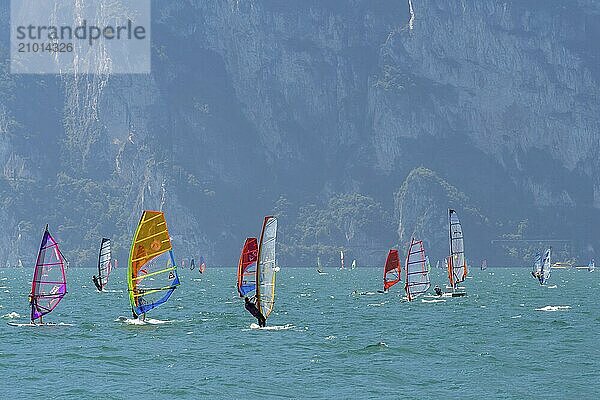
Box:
left=481, top=259, right=487, bottom=271
left=256, top=216, right=277, bottom=320
left=340, top=250, right=345, bottom=270
left=532, top=252, right=542, bottom=279
left=447, top=209, right=468, bottom=289
left=383, top=249, right=401, bottom=291
left=589, top=259, right=595, bottom=272
left=316, top=256, right=325, bottom=274
left=351, top=259, right=356, bottom=269
left=30, top=225, right=67, bottom=322
left=237, top=238, right=258, bottom=297
left=198, top=256, right=206, bottom=274
left=96, top=238, right=113, bottom=291
left=127, top=210, right=180, bottom=318
left=405, top=238, right=430, bottom=301
left=539, top=247, right=551, bottom=285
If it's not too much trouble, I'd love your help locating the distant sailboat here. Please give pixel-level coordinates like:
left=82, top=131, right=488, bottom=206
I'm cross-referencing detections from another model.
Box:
left=551, top=261, right=572, bottom=269
left=405, top=238, right=430, bottom=301
left=190, top=258, right=195, bottom=270
left=256, top=216, right=278, bottom=325
left=93, top=238, right=115, bottom=291
left=316, top=256, right=327, bottom=275
left=481, top=259, right=487, bottom=271
left=382, top=249, right=401, bottom=293
left=127, top=211, right=180, bottom=320
left=237, top=238, right=258, bottom=297
left=26, top=225, right=67, bottom=325
left=445, top=209, right=467, bottom=297
left=340, top=250, right=345, bottom=270
left=575, top=259, right=593, bottom=271
left=351, top=259, right=356, bottom=269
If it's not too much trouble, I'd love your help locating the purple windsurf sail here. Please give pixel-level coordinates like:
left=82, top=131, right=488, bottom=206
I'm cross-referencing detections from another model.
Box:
left=30, top=225, right=67, bottom=322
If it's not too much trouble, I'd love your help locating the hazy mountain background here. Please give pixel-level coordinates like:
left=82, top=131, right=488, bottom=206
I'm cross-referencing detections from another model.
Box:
left=1, top=0, right=599, bottom=267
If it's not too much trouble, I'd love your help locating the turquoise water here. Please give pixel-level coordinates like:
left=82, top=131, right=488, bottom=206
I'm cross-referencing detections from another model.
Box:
left=1, top=266, right=598, bottom=399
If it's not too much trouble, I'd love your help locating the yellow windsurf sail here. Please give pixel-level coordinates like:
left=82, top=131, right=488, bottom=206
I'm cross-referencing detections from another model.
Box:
left=127, top=210, right=180, bottom=318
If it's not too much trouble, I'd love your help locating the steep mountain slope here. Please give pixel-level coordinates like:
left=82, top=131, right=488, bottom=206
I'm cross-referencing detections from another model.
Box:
left=0, top=0, right=598, bottom=266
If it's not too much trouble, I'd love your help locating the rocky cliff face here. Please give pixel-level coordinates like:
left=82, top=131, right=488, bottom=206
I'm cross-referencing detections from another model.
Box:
left=1, top=0, right=599, bottom=266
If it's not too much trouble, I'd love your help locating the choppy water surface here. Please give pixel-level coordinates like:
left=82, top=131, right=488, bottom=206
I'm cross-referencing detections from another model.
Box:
left=1, top=267, right=598, bottom=399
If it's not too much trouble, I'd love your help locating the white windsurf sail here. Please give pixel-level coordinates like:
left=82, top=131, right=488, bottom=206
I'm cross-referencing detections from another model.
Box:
left=256, top=216, right=278, bottom=320
left=405, top=238, right=431, bottom=301
left=447, top=209, right=467, bottom=290
left=95, top=238, right=114, bottom=291
left=540, top=248, right=551, bottom=284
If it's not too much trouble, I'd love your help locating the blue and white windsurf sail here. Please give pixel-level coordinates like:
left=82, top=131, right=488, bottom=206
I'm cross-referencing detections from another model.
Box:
left=539, top=248, right=552, bottom=285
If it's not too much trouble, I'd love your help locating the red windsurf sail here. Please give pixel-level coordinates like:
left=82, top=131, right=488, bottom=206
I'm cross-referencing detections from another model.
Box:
left=383, top=249, right=401, bottom=291
left=237, top=237, right=258, bottom=297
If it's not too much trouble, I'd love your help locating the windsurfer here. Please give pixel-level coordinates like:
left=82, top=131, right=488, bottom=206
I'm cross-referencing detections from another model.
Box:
left=244, top=296, right=266, bottom=327
left=434, top=285, right=443, bottom=296
left=29, top=296, right=42, bottom=324
left=92, top=275, right=102, bottom=291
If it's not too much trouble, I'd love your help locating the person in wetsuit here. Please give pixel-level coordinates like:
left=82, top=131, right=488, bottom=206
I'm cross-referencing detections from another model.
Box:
left=244, top=296, right=266, bottom=327
left=434, top=285, right=443, bottom=296
left=92, top=275, right=102, bottom=291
